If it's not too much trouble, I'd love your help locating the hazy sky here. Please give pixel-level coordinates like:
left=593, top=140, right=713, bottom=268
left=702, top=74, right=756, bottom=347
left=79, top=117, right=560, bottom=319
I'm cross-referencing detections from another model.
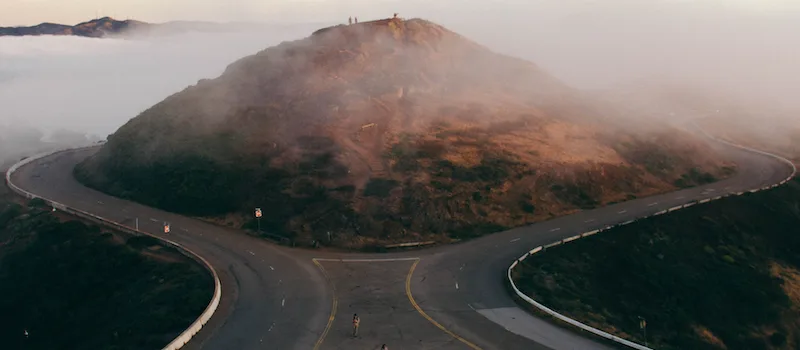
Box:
left=1, top=0, right=798, bottom=138
left=2, top=0, right=800, bottom=26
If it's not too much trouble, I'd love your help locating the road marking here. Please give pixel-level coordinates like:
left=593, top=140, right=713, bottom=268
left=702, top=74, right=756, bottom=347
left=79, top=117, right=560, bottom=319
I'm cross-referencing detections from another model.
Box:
left=269, top=266, right=274, bottom=271
left=647, top=202, right=658, bottom=206
left=467, top=303, right=476, bottom=311
left=247, top=250, right=255, bottom=256
left=149, top=218, right=158, bottom=222
left=312, top=259, right=337, bottom=350
left=455, top=282, right=459, bottom=290
left=281, top=298, right=285, bottom=307
left=312, top=257, right=420, bottom=262
left=509, top=238, right=520, bottom=243
left=180, top=228, right=189, bottom=232
left=676, top=196, right=685, bottom=199
left=459, top=264, right=465, bottom=271
left=618, top=210, right=627, bottom=214
left=406, top=259, right=483, bottom=350
left=584, top=219, right=595, bottom=223
left=549, top=228, right=560, bottom=232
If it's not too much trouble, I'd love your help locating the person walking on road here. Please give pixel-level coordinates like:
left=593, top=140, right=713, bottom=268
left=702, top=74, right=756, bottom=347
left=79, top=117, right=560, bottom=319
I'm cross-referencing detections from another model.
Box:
left=352, top=313, right=360, bottom=337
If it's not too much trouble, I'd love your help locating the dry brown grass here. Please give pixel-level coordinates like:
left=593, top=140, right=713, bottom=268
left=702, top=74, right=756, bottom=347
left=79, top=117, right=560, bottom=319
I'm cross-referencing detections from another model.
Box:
left=693, top=325, right=728, bottom=349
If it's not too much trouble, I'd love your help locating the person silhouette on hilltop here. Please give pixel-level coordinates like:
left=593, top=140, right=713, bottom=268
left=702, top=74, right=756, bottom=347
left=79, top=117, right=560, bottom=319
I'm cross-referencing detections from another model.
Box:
left=348, top=17, right=352, bottom=25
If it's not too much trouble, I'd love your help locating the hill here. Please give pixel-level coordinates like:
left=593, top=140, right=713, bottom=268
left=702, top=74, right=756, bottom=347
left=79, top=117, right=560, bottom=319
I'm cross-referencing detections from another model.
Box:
left=75, top=17, right=735, bottom=248
left=0, top=188, right=212, bottom=349
left=0, top=17, right=146, bottom=38
left=0, top=17, right=293, bottom=38
left=513, top=177, right=800, bottom=350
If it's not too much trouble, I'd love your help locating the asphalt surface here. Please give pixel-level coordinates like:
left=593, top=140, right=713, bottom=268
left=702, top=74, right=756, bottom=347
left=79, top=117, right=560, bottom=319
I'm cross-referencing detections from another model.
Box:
left=9, top=134, right=793, bottom=350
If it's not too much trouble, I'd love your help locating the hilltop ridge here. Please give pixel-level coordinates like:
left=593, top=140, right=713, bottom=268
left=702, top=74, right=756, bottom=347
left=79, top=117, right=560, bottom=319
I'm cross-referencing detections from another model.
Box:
left=76, top=17, right=734, bottom=248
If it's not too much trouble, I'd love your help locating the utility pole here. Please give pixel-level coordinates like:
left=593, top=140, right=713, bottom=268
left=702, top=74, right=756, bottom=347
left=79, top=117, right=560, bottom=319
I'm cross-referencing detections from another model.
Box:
left=135, top=218, right=139, bottom=231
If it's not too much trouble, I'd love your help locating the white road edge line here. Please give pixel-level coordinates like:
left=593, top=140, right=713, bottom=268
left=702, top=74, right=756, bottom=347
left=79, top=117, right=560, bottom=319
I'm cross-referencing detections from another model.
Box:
left=647, top=202, right=658, bottom=206
left=549, top=228, right=561, bottom=232
left=509, top=238, right=521, bottom=243
left=584, top=219, right=595, bottom=223
left=617, top=210, right=627, bottom=214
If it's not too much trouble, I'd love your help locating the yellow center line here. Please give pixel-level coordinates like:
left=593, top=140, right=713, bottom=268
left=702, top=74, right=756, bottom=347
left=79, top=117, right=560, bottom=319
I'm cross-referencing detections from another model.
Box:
left=312, top=258, right=337, bottom=350
left=405, top=259, right=483, bottom=350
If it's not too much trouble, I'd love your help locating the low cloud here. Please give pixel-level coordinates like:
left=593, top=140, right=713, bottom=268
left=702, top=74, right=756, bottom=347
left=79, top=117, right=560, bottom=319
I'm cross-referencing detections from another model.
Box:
left=0, top=26, right=319, bottom=137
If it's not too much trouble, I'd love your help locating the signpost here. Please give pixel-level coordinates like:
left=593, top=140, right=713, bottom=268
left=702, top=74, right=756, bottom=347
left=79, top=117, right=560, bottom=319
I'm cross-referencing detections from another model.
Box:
left=255, top=208, right=262, bottom=234
left=638, top=316, right=647, bottom=346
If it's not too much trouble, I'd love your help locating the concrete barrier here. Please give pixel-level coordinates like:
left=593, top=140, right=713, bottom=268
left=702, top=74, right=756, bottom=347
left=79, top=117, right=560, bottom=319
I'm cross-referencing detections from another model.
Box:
left=507, top=125, right=797, bottom=350
left=581, top=230, right=599, bottom=237
left=5, top=148, right=222, bottom=350
left=563, top=235, right=581, bottom=243
left=543, top=241, right=562, bottom=249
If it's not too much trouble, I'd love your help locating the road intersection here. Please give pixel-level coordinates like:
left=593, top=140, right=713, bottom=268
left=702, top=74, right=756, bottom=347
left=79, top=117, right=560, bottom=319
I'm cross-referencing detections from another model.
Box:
left=8, top=134, right=793, bottom=349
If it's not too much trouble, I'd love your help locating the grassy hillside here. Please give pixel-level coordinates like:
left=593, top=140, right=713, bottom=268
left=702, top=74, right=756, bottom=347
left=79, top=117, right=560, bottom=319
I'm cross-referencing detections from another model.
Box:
left=512, top=177, right=800, bottom=350
left=0, top=187, right=213, bottom=349
left=76, top=17, right=734, bottom=248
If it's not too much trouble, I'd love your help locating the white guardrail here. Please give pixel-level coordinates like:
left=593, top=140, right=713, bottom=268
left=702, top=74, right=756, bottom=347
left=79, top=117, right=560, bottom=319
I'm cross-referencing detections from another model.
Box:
left=5, top=147, right=222, bottom=350
left=508, top=128, right=797, bottom=350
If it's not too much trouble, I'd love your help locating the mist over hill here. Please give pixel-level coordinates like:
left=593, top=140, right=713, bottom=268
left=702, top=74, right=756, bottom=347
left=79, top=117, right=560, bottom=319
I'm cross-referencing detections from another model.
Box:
left=75, top=18, right=734, bottom=247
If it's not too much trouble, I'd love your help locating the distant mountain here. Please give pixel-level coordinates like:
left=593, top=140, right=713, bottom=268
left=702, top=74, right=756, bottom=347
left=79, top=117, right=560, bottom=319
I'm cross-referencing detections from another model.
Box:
left=0, top=17, right=317, bottom=38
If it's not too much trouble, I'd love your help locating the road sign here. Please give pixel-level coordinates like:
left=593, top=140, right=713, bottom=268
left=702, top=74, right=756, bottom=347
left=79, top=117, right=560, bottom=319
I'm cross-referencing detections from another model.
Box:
left=255, top=208, right=262, bottom=218
left=640, top=319, right=646, bottom=329
left=164, top=223, right=170, bottom=234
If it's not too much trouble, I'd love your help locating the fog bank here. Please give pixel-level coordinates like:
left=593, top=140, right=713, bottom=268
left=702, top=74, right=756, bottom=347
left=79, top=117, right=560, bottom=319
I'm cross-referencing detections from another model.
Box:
left=1, top=1, right=798, bottom=145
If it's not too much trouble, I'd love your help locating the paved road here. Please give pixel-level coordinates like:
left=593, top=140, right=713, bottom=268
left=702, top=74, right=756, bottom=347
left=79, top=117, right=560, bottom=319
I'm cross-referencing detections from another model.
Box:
left=9, top=133, right=793, bottom=350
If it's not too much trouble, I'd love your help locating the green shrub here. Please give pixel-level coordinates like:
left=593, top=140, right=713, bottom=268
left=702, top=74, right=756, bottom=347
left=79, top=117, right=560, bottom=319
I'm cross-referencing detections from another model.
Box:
left=364, top=179, right=399, bottom=198
left=27, top=198, right=47, bottom=209
left=0, top=203, right=22, bottom=227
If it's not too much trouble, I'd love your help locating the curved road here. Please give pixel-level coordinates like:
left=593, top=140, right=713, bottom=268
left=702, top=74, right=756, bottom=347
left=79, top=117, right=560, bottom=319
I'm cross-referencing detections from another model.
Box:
left=9, top=133, right=793, bottom=349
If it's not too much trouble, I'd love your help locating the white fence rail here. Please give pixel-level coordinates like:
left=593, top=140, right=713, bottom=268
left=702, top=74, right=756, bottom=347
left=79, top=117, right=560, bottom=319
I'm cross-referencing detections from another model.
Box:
left=507, top=127, right=796, bottom=349
left=5, top=148, right=222, bottom=350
